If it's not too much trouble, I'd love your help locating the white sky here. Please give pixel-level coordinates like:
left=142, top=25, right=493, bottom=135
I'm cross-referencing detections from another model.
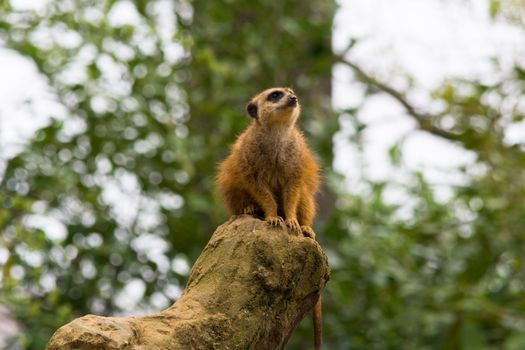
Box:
left=333, top=0, right=525, bottom=200
left=0, top=49, right=62, bottom=158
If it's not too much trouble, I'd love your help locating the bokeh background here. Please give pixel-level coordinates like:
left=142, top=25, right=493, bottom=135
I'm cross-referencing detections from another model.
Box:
left=1, top=0, right=525, bottom=349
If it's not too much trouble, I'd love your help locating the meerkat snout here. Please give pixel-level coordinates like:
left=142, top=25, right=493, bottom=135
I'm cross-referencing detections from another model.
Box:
left=287, top=95, right=298, bottom=107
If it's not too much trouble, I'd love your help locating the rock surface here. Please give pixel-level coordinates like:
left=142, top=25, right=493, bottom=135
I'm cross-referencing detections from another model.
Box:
left=45, top=215, right=330, bottom=350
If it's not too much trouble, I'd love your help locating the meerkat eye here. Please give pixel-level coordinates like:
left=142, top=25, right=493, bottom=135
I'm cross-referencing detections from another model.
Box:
left=267, top=90, right=284, bottom=102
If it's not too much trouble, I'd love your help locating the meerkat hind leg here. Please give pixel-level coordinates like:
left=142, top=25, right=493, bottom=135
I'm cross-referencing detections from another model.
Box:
left=267, top=216, right=285, bottom=228
left=301, top=226, right=316, bottom=239
left=286, top=219, right=302, bottom=236
left=242, top=204, right=258, bottom=215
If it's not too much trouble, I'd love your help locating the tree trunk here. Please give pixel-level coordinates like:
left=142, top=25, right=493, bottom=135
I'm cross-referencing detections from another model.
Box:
left=45, top=215, right=330, bottom=350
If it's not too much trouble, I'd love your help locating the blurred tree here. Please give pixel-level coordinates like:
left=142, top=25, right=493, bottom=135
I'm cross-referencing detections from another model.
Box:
left=0, top=0, right=336, bottom=348
left=323, top=7, right=525, bottom=348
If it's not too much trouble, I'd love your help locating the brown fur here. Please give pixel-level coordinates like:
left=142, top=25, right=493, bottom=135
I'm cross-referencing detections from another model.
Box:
left=217, top=87, right=319, bottom=235
left=216, top=87, right=323, bottom=348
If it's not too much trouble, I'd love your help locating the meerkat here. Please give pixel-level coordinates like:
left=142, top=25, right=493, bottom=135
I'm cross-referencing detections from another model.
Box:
left=216, top=87, right=323, bottom=349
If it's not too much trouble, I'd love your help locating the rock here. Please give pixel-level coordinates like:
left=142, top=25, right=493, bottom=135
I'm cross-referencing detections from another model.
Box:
left=45, top=215, right=329, bottom=350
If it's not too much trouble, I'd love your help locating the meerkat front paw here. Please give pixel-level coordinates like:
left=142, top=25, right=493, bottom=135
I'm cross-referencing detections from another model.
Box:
left=266, top=216, right=285, bottom=228
left=242, top=205, right=258, bottom=215
left=285, top=219, right=302, bottom=236
left=301, top=226, right=316, bottom=239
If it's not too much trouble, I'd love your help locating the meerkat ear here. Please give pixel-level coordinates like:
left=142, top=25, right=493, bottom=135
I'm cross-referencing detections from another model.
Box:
left=246, top=102, right=258, bottom=119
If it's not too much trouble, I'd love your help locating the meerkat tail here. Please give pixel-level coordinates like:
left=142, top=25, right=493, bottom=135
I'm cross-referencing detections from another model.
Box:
left=313, top=296, right=322, bottom=350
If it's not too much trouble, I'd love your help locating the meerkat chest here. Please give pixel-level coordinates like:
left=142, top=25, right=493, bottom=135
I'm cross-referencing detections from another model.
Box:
left=251, top=137, right=302, bottom=186
left=261, top=135, right=298, bottom=160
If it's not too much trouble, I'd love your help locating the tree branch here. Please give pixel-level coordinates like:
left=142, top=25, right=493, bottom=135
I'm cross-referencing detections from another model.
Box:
left=336, top=57, right=462, bottom=142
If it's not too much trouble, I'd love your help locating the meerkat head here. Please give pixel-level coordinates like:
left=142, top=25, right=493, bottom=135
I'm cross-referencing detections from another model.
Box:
left=245, top=87, right=300, bottom=128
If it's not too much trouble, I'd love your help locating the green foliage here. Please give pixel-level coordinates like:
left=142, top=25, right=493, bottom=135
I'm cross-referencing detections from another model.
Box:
left=1, top=0, right=524, bottom=349
left=318, top=66, right=525, bottom=348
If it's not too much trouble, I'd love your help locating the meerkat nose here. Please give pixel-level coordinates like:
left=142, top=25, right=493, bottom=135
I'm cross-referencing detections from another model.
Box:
left=287, top=95, right=298, bottom=107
